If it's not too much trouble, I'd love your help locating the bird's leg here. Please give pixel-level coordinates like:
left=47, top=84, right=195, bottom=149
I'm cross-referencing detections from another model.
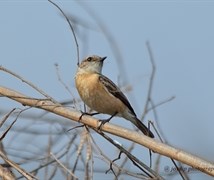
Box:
left=79, top=111, right=100, bottom=121
left=98, top=112, right=117, bottom=130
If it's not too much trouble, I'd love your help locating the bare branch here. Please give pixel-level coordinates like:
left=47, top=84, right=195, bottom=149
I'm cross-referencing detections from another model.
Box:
left=0, top=86, right=214, bottom=177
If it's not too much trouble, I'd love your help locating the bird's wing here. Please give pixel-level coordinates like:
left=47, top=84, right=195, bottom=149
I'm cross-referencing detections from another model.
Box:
left=99, top=74, right=136, bottom=116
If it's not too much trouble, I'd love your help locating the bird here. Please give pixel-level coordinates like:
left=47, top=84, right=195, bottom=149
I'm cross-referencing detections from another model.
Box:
left=75, top=55, right=154, bottom=138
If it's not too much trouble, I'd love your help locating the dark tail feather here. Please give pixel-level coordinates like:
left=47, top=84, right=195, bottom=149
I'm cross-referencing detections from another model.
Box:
left=134, top=118, right=154, bottom=138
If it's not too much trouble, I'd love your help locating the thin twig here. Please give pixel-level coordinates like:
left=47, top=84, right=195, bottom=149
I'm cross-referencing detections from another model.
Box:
left=88, top=128, right=147, bottom=179
left=26, top=134, right=77, bottom=179
left=0, top=66, right=58, bottom=104
left=147, top=96, right=175, bottom=113
left=141, top=41, right=156, bottom=121
left=150, top=99, right=189, bottom=180
left=48, top=0, right=80, bottom=65
left=50, top=152, right=78, bottom=179
left=0, top=108, right=16, bottom=128
left=72, top=129, right=87, bottom=173
left=77, top=1, right=128, bottom=85
left=0, top=108, right=30, bottom=141
left=93, top=128, right=162, bottom=179
left=54, top=63, right=77, bottom=109
left=114, top=142, right=135, bottom=179
left=0, top=151, right=37, bottom=180
left=143, top=42, right=188, bottom=179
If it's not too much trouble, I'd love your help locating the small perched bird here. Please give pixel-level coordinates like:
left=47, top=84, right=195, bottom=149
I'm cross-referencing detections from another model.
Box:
left=75, top=55, right=154, bottom=138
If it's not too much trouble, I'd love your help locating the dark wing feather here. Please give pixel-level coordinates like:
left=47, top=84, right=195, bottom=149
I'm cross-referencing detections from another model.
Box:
left=99, top=75, right=136, bottom=116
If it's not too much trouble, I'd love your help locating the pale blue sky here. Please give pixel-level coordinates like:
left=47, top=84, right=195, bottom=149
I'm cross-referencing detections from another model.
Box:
left=0, top=1, right=214, bottom=179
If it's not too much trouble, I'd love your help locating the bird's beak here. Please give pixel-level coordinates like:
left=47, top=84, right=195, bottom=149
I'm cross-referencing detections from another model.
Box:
left=101, top=56, right=107, bottom=62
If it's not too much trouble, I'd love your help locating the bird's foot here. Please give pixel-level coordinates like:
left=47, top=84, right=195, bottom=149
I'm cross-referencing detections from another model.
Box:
left=97, top=112, right=117, bottom=130
left=79, top=111, right=100, bottom=122
left=97, top=118, right=111, bottom=130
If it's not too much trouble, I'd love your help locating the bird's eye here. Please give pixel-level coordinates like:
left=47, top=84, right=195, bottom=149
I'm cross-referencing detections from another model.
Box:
left=87, top=57, right=92, bottom=62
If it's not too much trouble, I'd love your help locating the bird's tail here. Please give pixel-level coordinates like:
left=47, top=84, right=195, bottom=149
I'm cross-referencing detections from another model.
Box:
left=132, top=117, right=154, bottom=138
